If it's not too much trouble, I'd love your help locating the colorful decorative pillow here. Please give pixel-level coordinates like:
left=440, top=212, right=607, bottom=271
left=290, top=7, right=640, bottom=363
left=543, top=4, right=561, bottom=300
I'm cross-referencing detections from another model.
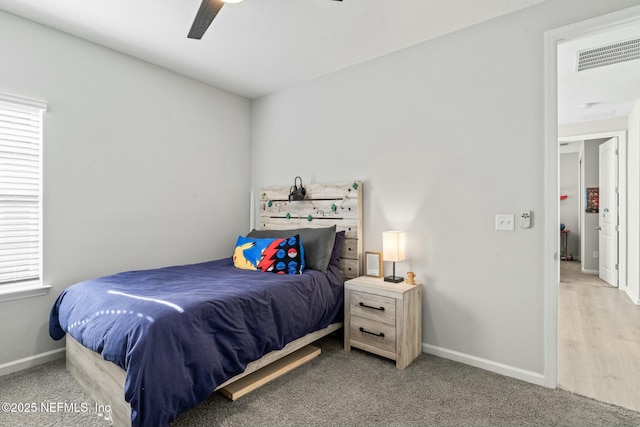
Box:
left=247, top=225, right=336, bottom=273
left=233, top=235, right=305, bottom=274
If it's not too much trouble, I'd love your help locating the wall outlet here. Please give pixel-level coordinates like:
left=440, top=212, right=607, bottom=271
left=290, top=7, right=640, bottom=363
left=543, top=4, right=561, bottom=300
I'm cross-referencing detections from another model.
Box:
left=593, top=251, right=599, bottom=259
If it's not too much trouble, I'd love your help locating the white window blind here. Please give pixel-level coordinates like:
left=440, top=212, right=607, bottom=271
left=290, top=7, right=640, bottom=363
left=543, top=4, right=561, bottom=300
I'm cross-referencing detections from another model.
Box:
left=0, top=93, right=46, bottom=286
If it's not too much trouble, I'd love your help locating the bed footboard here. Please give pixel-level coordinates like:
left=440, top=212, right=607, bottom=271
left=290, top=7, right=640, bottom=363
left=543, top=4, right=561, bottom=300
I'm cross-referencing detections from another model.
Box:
left=66, top=322, right=342, bottom=427
left=66, top=336, right=130, bottom=426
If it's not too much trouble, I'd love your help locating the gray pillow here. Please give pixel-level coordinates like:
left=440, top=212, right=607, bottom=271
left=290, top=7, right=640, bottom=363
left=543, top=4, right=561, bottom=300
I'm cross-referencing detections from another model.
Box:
left=248, top=225, right=336, bottom=273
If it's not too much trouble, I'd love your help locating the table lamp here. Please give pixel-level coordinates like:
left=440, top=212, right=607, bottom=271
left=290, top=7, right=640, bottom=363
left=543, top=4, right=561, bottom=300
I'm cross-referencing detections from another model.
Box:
left=383, top=231, right=405, bottom=283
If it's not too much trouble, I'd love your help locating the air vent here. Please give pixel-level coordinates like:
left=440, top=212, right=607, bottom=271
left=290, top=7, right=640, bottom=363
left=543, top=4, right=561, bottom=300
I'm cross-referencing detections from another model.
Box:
left=577, top=37, right=640, bottom=71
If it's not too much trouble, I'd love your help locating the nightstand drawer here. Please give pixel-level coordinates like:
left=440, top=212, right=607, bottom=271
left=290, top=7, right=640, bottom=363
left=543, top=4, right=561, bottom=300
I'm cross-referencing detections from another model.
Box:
left=350, top=315, right=396, bottom=353
left=350, top=291, right=396, bottom=325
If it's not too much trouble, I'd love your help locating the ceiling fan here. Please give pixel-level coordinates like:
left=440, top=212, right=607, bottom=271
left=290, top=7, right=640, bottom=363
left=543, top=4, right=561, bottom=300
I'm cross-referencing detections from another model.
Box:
left=188, top=0, right=343, bottom=40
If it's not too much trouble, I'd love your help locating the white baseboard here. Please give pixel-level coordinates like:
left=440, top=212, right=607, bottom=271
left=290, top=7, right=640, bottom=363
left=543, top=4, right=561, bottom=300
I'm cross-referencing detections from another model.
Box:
left=0, top=348, right=65, bottom=376
left=422, top=343, right=545, bottom=387
left=581, top=269, right=598, bottom=275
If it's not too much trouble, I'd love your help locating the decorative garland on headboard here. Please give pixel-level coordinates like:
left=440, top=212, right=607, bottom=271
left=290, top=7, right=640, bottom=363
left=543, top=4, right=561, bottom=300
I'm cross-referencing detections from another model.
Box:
left=257, top=181, right=362, bottom=280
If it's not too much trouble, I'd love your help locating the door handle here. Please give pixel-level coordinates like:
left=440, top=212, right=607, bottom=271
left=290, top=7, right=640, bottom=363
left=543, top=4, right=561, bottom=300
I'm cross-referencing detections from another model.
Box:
left=596, top=226, right=601, bottom=231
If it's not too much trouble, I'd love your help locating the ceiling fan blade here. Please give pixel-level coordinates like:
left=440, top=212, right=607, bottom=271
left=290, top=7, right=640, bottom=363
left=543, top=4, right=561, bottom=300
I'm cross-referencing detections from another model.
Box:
left=188, top=0, right=225, bottom=40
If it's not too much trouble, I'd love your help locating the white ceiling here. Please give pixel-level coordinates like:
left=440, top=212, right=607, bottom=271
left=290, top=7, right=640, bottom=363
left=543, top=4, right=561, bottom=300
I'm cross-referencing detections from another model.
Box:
left=0, top=0, right=546, bottom=99
left=558, top=21, right=640, bottom=125
left=3, top=0, right=637, bottom=124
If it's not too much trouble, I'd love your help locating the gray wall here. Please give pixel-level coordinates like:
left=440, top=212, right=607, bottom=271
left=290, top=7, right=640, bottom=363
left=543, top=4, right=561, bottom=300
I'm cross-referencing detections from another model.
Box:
left=2, top=0, right=639, bottom=384
left=560, top=152, right=580, bottom=260
left=0, top=11, right=251, bottom=365
left=251, top=0, right=640, bottom=377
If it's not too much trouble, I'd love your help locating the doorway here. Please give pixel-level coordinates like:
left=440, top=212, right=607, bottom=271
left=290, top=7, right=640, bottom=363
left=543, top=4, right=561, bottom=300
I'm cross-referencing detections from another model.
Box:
left=556, top=132, right=638, bottom=411
left=558, top=133, right=625, bottom=287
left=544, top=4, right=640, bottom=397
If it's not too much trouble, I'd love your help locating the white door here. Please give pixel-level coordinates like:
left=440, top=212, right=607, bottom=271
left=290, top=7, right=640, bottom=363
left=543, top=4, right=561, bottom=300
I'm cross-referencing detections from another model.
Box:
left=598, top=137, right=618, bottom=287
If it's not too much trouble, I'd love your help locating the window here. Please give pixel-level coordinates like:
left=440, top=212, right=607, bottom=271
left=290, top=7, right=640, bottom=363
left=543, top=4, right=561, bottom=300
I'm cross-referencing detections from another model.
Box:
left=0, top=93, right=48, bottom=301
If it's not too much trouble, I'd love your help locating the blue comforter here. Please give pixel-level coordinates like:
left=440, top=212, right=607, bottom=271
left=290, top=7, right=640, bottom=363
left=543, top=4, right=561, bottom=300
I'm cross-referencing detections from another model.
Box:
left=49, top=258, right=343, bottom=426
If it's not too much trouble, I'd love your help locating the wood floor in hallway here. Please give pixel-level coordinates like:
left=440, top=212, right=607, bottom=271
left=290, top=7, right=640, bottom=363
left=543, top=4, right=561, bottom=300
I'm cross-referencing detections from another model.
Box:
left=558, top=261, right=640, bottom=412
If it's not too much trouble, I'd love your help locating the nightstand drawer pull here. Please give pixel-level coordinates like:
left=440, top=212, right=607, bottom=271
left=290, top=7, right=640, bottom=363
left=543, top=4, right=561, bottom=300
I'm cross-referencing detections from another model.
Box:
left=359, top=302, right=385, bottom=311
left=359, top=327, right=385, bottom=338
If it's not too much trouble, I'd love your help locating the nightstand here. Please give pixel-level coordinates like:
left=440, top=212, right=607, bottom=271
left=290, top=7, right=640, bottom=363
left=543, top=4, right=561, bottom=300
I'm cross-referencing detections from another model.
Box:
left=344, top=276, right=422, bottom=369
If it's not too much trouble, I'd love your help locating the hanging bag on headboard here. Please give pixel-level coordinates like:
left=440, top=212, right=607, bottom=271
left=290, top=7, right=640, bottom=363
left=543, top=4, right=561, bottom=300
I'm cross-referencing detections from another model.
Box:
left=288, top=176, right=306, bottom=202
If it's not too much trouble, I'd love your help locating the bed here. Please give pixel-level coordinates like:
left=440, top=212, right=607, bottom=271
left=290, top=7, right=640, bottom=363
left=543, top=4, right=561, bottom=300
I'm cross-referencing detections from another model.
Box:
left=49, top=181, right=362, bottom=427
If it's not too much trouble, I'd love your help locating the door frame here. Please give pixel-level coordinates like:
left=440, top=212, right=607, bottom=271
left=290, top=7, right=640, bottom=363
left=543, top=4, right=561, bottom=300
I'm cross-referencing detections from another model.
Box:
left=544, top=5, right=640, bottom=389
left=559, top=132, right=627, bottom=288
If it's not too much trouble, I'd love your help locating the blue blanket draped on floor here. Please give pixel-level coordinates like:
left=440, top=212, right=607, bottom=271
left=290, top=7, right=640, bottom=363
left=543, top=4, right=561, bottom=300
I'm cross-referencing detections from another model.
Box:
left=49, top=258, right=343, bottom=427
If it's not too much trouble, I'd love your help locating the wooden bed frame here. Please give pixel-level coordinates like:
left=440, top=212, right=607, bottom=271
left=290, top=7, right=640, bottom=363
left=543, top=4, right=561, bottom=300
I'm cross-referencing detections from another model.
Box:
left=65, top=180, right=362, bottom=426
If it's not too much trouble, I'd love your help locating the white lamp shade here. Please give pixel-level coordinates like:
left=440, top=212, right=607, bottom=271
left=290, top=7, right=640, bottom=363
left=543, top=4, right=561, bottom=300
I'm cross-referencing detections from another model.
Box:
left=382, top=231, right=405, bottom=262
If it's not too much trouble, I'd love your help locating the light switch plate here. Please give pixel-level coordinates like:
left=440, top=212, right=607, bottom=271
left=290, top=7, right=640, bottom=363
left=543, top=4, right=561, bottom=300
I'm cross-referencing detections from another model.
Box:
left=495, top=214, right=514, bottom=231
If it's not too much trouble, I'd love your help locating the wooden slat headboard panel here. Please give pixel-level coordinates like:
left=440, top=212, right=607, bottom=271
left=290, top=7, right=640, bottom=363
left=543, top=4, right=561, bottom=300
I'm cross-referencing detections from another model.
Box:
left=257, top=181, right=362, bottom=280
